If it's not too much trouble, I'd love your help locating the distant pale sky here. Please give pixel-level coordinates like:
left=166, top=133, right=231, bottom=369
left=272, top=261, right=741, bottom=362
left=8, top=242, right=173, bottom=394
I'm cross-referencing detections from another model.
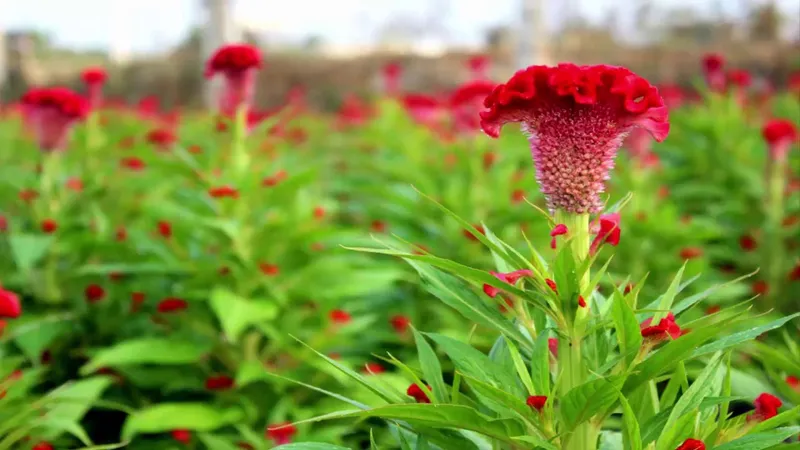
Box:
left=1, top=0, right=798, bottom=54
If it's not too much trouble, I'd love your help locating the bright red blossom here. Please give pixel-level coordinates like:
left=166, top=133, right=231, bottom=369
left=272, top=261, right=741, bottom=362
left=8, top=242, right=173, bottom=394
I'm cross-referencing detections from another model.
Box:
left=21, top=87, right=88, bottom=151
left=407, top=383, right=431, bottom=403
left=640, top=312, right=682, bottom=341
left=749, top=393, right=782, bottom=421
left=390, top=314, right=411, bottom=334
left=0, top=215, right=7, bottom=232
left=545, top=278, right=558, bottom=293
left=789, top=263, right=800, bottom=282
left=527, top=395, right=547, bottom=411
left=146, top=128, right=176, bottom=150
left=762, top=118, right=798, bottom=161
left=480, top=64, right=669, bottom=214
left=483, top=269, right=534, bottom=298
left=32, top=443, right=54, bottom=450
left=204, top=44, right=263, bottom=114
left=259, top=262, right=279, bottom=276
left=550, top=223, right=568, bottom=249
left=676, top=439, right=705, bottom=450
left=403, top=94, right=444, bottom=126
left=679, top=247, right=703, bottom=260
left=209, top=185, right=239, bottom=199
left=329, top=309, right=351, bottom=324
left=726, top=69, right=752, bottom=89
left=157, top=220, right=172, bottom=238
left=740, top=234, right=757, bottom=251
left=205, top=374, right=235, bottom=391
left=0, top=287, right=22, bottom=319
left=41, top=219, right=58, bottom=234
left=172, top=429, right=191, bottom=444
left=84, top=284, right=105, bottom=303
left=701, top=53, right=726, bottom=92
left=81, top=67, right=107, bottom=86
left=449, top=80, right=496, bottom=133
left=157, top=298, right=188, bottom=313
left=266, top=422, right=297, bottom=445
left=786, top=375, right=799, bottom=391
left=363, top=363, right=385, bottom=374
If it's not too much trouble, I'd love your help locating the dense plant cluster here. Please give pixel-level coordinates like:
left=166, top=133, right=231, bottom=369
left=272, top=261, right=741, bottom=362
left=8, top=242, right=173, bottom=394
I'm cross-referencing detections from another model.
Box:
left=0, top=45, right=798, bottom=450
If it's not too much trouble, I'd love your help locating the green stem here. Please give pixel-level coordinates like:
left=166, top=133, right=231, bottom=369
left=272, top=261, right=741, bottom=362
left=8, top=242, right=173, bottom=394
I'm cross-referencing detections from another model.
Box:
left=554, top=211, right=595, bottom=450
left=762, top=157, right=786, bottom=312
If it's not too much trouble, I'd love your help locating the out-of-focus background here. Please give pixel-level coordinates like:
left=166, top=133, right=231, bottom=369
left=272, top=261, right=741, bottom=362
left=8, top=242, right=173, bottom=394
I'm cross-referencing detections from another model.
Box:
left=1, top=0, right=798, bottom=109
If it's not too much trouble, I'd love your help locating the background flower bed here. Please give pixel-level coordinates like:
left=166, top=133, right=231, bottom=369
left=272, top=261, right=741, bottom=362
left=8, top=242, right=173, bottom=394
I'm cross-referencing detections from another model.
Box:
left=0, top=49, right=797, bottom=449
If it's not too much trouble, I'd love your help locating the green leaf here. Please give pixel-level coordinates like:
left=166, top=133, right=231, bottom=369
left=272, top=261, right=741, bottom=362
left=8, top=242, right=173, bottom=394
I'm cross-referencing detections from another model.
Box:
left=121, top=403, right=245, bottom=441
left=713, top=427, right=800, bottom=450
left=511, top=436, right=559, bottom=450
left=691, top=313, right=800, bottom=358
left=8, top=234, right=52, bottom=272
left=656, top=352, right=723, bottom=450
left=13, top=317, right=71, bottom=361
left=505, top=337, right=535, bottom=396
left=560, top=376, right=624, bottom=430
left=274, top=444, right=360, bottom=450
left=460, top=374, right=534, bottom=423
left=41, top=376, right=113, bottom=440
left=197, top=434, right=242, bottom=450
left=80, top=338, right=212, bottom=375
left=750, top=405, right=800, bottom=433
left=610, top=289, right=643, bottom=368
left=652, top=263, right=686, bottom=323
left=411, top=327, right=449, bottom=403
left=408, top=262, right=530, bottom=347
left=619, top=394, right=642, bottom=450
left=427, top=333, right=524, bottom=398
left=530, top=331, right=551, bottom=396
left=209, top=287, right=278, bottom=343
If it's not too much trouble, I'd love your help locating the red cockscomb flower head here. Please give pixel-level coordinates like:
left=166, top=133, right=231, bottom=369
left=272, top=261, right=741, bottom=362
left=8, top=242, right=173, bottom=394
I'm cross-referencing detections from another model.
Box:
left=679, top=247, right=703, bottom=260
left=363, top=363, right=385, bottom=374
left=789, top=263, right=800, bottom=282
left=259, top=262, right=279, bottom=276
left=545, top=278, right=558, bottom=293
left=526, top=395, right=547, bottom=411
left=382, top=62, right=402, bottom=95
left=590, top=213, right=621, bottom=255
left=640, top=312, right=682, bottom=342
left=157, top=220, right=172, bottom=239
left=208, top=185, right=239, bottom=199
left=0, top=215, right=7, bottom=232
left=146, top=128, right=176, bottom=151
left=578, top=295, right=587, bottom=307
left=740, top=234, right=757, bottom=251
left=749, top=393, right=782, bottom=421
left=407, top=383, right=431, bottom=403
left=449, top=80, right=496, bottom=133
left=548, top=338, right=558, bottom=357
left=658, top=84, right=685, bottom=109
left=84, top=284, right=105, bottom=303
left=480, top=64, right=669, bottom=214
left=762, top=118, right=797, bottom=161
left=204, top=43, right=263, bottom=114
left=337, top=94, right=372, bottom=127
left=676, top=439, right=705, bottom=450
left=32, top=443, right=54, bottom=450
left=0, top=287, right=21, bottom=319
left=701, top=53, right=726, bottom=92
left=66, top=177, right=83, bottom=192
left=81, top=66, right=107, bottom=108
left=131, top=292, right=145, bottom=312
left=171, top=429, right=191, bottom=444
left=467, top=55, right=491, bottom=79
left=403, top=94, right=444, bottom=126
left=157, top=297, right=187, bottom=313
left=120, top=157, right=146, bottom=171
left=483, top=269, right=534, bottom=298
left=266, top=422, right=297, bottom=445
left=787, top=375, right=799, bottom=391
left=41, top=218, right=57, bottom=234
left=727, top=69, right=752, bottom=89
left=390, top=314, right=410, bottom=334
left=329, top=309, right=351, bottom=324
left=205, top=374, right=234, bottom=391
left=20, top=87, right=88, bottom=151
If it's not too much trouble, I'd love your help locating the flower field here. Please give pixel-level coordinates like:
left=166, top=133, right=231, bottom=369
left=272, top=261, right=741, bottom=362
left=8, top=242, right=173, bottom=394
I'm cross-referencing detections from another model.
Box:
left=0, top=45, right=798, bottom=450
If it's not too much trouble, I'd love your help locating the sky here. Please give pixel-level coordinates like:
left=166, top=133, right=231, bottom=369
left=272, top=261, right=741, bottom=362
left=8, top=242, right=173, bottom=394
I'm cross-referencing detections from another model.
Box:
left=1, top=0, right=798, bottom=54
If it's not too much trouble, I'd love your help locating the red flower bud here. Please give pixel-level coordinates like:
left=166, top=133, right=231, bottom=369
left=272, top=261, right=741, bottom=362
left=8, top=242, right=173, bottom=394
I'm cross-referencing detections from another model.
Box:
left=171, top=429, right=191, bottom=445
left=676, top=438, right=705, bottom=450
left=41, top=219, right=58, bottom=234
left=526, top=395, right=547, bottom=411
left=205, top=374, right=235, bottom=391
left=483, top=269, right=534, bottom=298
left=157, top=297, right=188, bottom=313
left=363, top=363, right=385, bottom=374
left=266, top=422, right=297, bottom=445
left=329, top=309, right=351, bottom=324
left=84, top=284, right=105, bottom=303
left=389, top=314, right=411, bottom=334
left=0, top=288, right=22, bottom=319
left=406, top=383, right=431, bottom=403
left=640, top=312, right=682, bottom=342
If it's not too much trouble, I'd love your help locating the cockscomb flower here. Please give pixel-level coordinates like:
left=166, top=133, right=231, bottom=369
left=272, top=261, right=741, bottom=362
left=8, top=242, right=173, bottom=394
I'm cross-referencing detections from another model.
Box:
left=84, top=284, right=105, bottom=303
left=679, top=247, right=703, bottom=260
left=526, top=395, right=547, bottom=412
left=545, top=278, right=558, bottom=293
left=205, top=374, right=234, bottom=391
left=0, top=287, right=21, bottom=319
left=407, top=383, right=431, bottom=403
left=363, top=363, right=385, bottom=374
left=789, top=263, right=800, bottom=282
left=157, top=220, right=172, bottom=239
left=131, top=292, right=146, bottom=312
left=449, top=80, right=496, bottom=133
left=740, top=234, right=757, bottom=251
left=80, top=66, right=107, bottom=108
left=548, top=338, right=558, bottom=357
left=266, top=422, right=297, bottom=445
left=727, top=69, right=752, bottom=90
left=787, top=375, right=799, bottom=391
left=0, top=215, right=7, bottom=232
left=329, top=309, right=351, bottom=324
left=337, top=94, right=372, bottom=127
left=748, top=393, right=782, bottom=422
left=204, top=43, right=263, bottom=114
left=701, top=53, right=726, bottom=92
left=483, top=269, right=534, bottom=298
left=789, top=71, right=800, bottom=94
left=208, top=185, right=239, bottom=199
left=262, top=170, right=287, bottom=187
left=157, top=297, right=188, bottom=313
left=146, top=128, right=176, bottom=151
left=676, top=439, right=705, bottom=450
left=259, top=262, right=279, bottom=276
left=120, top=157, right=146, bottom=171
left=20, top=87, right=88, bottom=151
left=467, top=55, right=490, bottom=80
left=659, top=84, right=685, bottom=109
left=480, top=64, right=669, bottom=214
left=590, top=213, right=621, bottom=255
left=171, top=429, right=191, bottom=445
left=640, top=312, right=681, bottom=342
left=382, top=62, right=402, bottom=95
left=31, top=443, right=54, bottom=450
left=403, top=94, right=444, bottom=126
left=41, top=218, right=58, bottom=234
left=390, top=314, right=411, bottom=334
left=762, top=118, right=797, bottom=161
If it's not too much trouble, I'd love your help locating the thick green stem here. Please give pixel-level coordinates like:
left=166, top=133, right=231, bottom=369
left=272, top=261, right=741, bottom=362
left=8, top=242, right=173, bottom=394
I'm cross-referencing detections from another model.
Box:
left=554, top=211, right=595, bottom=450
left=763, top=158, right=786, bottom=311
